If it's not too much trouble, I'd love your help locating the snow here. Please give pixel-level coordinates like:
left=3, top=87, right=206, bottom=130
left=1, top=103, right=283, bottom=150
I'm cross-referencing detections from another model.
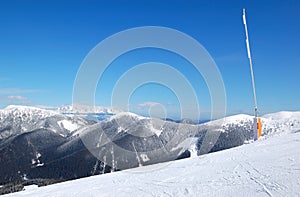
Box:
left=5, top=105, right=50, bottom=111
left=5, top=129, right=300, bottom=196
left=205, top=114, right=253, bottom=130
left=58, top=104, right=122, bottom=114
left=145, top=122, right=162, bottom=136
left=106, top=112, right=164, bottom=136
left=0, top=105, right=94, bottom=139
left=31, top=152, right=42, bottom=166
left=108, top=112, right=148, bottom=121
left=140, top=154, right=150, bottom=162
left=1, top=109, right=300, bottom=196
left=263, top=111, right=300, bottom=120
left=22, top=185, right=39, bottom=193
left=0, top=105, right=58, bottom=120
left=263, top=111, right=300, bottom=133
left=188, top=142, right=198, bottom=157
left=204, top=112, right=300, bottom=137
left=0, top=105, right=61, bottom=139
left=57, top=120, right=79, bottom=132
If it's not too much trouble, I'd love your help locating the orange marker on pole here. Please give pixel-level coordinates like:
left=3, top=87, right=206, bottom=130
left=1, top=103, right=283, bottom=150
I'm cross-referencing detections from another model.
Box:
left=257, top=117, right=262, bottom=138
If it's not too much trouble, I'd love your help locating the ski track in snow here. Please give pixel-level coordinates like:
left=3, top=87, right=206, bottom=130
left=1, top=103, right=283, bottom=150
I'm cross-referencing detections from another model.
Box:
left=4, top=131, right=300, bottom=197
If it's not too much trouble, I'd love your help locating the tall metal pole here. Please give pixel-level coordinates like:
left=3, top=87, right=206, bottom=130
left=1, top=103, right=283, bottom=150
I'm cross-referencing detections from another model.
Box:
left=243, top=8, right=260, bottom=140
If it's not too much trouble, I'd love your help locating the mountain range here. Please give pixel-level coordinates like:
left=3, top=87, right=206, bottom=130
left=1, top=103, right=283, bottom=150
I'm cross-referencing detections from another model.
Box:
left=0, top=105, right=299, bottom=194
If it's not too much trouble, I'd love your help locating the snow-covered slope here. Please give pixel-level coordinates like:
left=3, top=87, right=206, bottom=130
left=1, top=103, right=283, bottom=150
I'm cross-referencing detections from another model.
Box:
left=0, top=105, right=93, bottom=139
left=0, top=105, right=58, bottom=119
left=262, top=111, right=300, bottom=133
left=6, top=130, right=300, bottom=196
left=206, top=111, right=300, bottom=136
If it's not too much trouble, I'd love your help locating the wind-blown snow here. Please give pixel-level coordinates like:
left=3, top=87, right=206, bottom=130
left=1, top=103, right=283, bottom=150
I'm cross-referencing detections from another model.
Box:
left=5, top=130, right=300, bottom=196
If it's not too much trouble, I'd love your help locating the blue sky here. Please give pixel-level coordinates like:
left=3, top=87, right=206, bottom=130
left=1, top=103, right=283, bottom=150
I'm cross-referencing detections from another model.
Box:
left=0, top=0, right=299, bottom=119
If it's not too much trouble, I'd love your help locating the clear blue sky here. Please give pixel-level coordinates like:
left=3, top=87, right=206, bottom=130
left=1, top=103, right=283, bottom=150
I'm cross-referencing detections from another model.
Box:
left=0, top=0, right=299, bottom=119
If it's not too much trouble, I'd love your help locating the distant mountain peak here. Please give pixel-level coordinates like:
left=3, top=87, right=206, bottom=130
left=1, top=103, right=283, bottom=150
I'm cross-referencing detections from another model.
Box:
left=2, top=105, right=59, bottom=116
left=58, top=104, right=122, bottom=114
left=107, top=111, right=148, bottom=121
left=4, top=104, right=52, bottom=111
left=263, top=111, right=300, bottom=120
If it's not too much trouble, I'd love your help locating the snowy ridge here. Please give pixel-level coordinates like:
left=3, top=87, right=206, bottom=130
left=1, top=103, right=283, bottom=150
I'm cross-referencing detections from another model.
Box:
left=205, top=114, right=253, bottom=132
left=0, top=105, right=59, bottom=138
left=106, top=111, right=149, bottom=123
left=77, top=111, right=300, bottom=153
left=58, top=104, right=122, bottom=114
left=66, top=113, right=144, bottom=137
left=263, top=111, right=300, bottom=120
left=0, top=105, right=93, bottom=139
left=204, top=111, right=300, bottom=135
left=1, top=105, right=59, bottom=118
left=104, top=112, right=165, bottom=136
left=262, top=111, right=300, bottom=133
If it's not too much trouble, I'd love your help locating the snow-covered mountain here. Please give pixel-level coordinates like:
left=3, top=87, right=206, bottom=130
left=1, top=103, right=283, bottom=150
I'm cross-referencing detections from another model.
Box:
left=262, top=111, right=300, bottom=133
left=1, top=107, right=300, bottom=195
left=5, top=127, right=300, bottom=196
left=71, top=111, right=300, bottom=171
left=57, top=104, right=122, bottom=114
left=0, top=105, right=94, bottom=139
left=204, top=111, right=300, bottom=139
left=199, top=111, right=300, bottom=144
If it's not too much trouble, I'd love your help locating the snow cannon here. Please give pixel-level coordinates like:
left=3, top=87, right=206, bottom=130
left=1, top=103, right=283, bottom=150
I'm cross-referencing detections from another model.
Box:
left=243, top=9, right=262, bottom=141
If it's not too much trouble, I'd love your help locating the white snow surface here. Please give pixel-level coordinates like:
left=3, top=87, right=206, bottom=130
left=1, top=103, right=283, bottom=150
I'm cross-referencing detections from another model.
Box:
left=107, top=111, right=148, bottom=121
left=5, top=130, right=300, bottom=196
left=57, top=120, right=79, bottom=132
left=22, top=185, right=39, bottom=193
left=204, top=114, right=254, bottom=133
left=263, top=111, right=300, bottom=133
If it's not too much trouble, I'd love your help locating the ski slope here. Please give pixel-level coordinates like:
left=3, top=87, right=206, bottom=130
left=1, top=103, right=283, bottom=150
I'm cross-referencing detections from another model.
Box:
left=6, top=130, right=300, bottom=196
